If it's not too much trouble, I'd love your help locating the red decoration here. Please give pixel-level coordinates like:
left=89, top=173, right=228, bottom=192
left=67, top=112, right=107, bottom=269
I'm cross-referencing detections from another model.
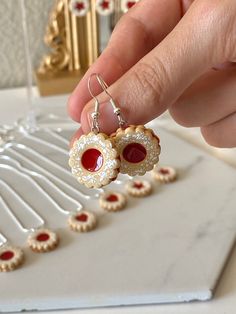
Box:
left=76, top=213, right=88, bottom=222
left=75, top=2, right=85, bottom=10
left=106, top=194, right=118, bottom=202
left=127, top=1, right=136, bottom=9
left=0, top=251, right=14, bottom=261
left=122, top=143, right=147, bottom=163
left=101, top=1, right=110, bottom=9
left=36, top=233, right=50, bottom=242
left=82, top=148, right=103, bottom=172
left=159, top=168, right=170, bottom=175
left=133, top=182, right=144, bottom=189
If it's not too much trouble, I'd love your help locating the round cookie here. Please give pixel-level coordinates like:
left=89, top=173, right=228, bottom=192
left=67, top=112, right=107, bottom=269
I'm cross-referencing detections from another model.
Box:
left=69, top=132, right=120, bottom=188
left=0, top=245, right=24, bottom=272
left=27, top=229, right=59, bottom=253
left=68, top=210, right=97, bottom=232
left=152, top=166, right=177, bottom=183
left=99, top=191, right=127, bottom=212
left=125, top=179, right=152, bottom=197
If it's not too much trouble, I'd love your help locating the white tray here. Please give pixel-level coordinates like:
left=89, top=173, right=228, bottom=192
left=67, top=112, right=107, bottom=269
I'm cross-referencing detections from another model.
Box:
left=0, top=126, right=235, bottom=312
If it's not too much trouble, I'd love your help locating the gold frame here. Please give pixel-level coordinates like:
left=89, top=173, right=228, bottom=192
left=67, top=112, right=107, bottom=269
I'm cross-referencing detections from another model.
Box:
left=35, top=0, right=99, bottom=96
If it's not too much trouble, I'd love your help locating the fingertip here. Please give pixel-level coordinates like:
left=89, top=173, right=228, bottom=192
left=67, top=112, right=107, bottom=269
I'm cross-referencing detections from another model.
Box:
left=70, top=128, right=84, bottom=148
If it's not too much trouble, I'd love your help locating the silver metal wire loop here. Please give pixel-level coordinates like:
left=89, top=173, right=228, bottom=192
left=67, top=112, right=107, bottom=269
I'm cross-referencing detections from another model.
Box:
left=88, top=73, right=126, bottom=132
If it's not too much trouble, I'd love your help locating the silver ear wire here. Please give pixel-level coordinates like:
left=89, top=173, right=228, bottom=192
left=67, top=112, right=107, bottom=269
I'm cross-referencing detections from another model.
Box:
left=88, top=73, right=126, bottom=132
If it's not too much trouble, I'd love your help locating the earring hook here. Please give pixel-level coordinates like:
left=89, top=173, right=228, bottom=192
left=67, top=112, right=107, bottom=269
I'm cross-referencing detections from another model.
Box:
left=88, top=73, right=126, bottom=133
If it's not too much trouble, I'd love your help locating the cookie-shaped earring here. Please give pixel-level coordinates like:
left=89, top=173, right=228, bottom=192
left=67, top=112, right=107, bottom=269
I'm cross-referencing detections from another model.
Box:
left=70, top=0, right=90, bottom=17
left=0, top=245, right=24, bottom=272
left=113, top=125, right=161, bottom=176
left=96, top=0, right=114, bottom=16
left=27, top=229, right=59, bottom=253
left=68, top=210, right=97, bottom=232
left=69, top=74, right=121, bottom=189
left=152, top=166, right=177, bottom=183
left=99, top=191, right=127, bottom=212
left=121, top=0, right=139, bottom=13
left=125, top=179, right=152, bottom=197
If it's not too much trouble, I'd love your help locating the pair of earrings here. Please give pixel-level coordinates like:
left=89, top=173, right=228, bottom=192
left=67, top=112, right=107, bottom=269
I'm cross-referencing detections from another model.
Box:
left=69, top=74, right=161, bottom=189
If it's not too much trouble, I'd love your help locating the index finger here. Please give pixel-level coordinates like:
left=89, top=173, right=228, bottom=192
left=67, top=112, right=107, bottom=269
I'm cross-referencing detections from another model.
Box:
left=68, top=0, right=182, bottom=122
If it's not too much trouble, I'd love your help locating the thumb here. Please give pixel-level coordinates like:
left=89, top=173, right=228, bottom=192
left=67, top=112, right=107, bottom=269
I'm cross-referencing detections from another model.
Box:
left=81, top=0, right=234, bottom=134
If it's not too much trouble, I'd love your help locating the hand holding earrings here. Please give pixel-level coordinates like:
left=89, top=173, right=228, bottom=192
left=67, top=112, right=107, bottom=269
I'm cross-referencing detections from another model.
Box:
left=69, top=74, right=161, bottom=188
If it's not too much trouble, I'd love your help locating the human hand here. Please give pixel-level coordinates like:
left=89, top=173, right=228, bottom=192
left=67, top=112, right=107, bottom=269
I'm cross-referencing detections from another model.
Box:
left=68, top=0, right=236, bottom=148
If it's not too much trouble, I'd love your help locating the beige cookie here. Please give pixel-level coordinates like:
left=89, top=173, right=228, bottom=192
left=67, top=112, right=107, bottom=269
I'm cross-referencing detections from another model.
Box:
left=27, top=229, right=59, bottom=253
left=125, top=179, right=152, bottom=197
left=99, top=191, right=127, bottom=212
left=0, top=245, right=24, bottom=272
left=152, top=166, right=177, bottom=183
left=68, top=210, right=97, bottom=232
left=69, top=132, right=120, bottom=188
left=113, top=125, right=161, bottom=176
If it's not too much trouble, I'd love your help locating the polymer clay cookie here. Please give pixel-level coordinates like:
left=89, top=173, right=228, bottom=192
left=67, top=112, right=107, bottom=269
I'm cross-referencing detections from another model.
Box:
left=27, top=229, right=59, bottom=253
left=152, top=166, right=177, bottom=183
left=69, top=132, right=120, bottom=188
left=99, top=191, right=127, bottom=212
left=113, top=125, right=161, bottom=176
left=125, top=179, right=152, bottom=197
left=96, top=0, right=114, bottom=15
left=70, top=0, right=90, bottom=17
left=68, top=210, right=97, bottom=232
left=0, top=245, right=24, bottom=272
left=121, top=0, right=138, bottom=13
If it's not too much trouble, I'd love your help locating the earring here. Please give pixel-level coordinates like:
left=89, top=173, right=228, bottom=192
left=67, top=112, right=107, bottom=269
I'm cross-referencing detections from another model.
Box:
left=69, top=74, right=121, bottom=189
left=113, top=125, right=161, bottom=176
left=70, top=0, right=90, bottom=17
left=121, top=0, right=139, bottom=13
left=96, top=0, right=114, bottom=16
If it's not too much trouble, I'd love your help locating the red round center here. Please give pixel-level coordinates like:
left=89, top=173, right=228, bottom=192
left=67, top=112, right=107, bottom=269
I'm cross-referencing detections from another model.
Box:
left=0, top=251, right=14, bottom=261
left=75, top=2, right=85, bottom=10
left=159, top=168, right=169, bottom=175
left=133, top=182, right=144, bottom=189
left=106, top=194, right=118, bottom=202
left=81, top=148, right=103, bottom=172
left=127, top=1, right=136, bottom=9
left=36, top=233, right=50, bottom=242
left=122, top=143, right=147, bottom=163
left=101, top=1, right=109, bottom=9
left=76, top=213, right=88, bottom=222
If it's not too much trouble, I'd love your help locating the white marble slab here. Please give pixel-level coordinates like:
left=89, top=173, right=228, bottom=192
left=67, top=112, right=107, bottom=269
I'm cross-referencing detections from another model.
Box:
left=0, top=126, right=235, bottom=312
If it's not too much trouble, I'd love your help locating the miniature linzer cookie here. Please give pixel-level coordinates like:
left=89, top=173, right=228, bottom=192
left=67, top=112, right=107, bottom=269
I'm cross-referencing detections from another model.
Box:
left=68, top=210, right=97, bottom=232
left=99, top=191, right=127, bottom=212
left=27, top=229, right=59, bottom=253
left=69, top=132, right=120, bottom=188
left=125, top=179, right=152, bottom=197
left=113, top=125, right=161, bottom=176
left=0, top=246, right=24, bottom=272
left=152, top=166, right=177, bottom=183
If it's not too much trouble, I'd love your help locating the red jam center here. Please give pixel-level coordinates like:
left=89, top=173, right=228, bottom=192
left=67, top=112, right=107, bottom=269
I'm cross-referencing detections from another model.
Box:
left=122, top=143, right=147, bottom=163
left=81, top=149, right=103, bottom=172
left=36, top=233, right=50, bottom=242
left=101, top=1, right=109, bottom=9
left=133, top=182, right=144, bottom=189
left=106, top=194, right=118, bottom=202
left=0, top=251, right=14, bottom=261
left=75, top=2, right=85, bottom=10
left=159, top=168, right=169, bottom=175
left=127, top=1, right=136, bottom=9
left=76, top=213, right=88, bottom=222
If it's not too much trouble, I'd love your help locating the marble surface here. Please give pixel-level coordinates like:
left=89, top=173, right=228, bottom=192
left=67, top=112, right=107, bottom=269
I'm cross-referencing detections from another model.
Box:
left=0, top=87, right=235, bottom=314
left=0, top=125, right=235, bottom=312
